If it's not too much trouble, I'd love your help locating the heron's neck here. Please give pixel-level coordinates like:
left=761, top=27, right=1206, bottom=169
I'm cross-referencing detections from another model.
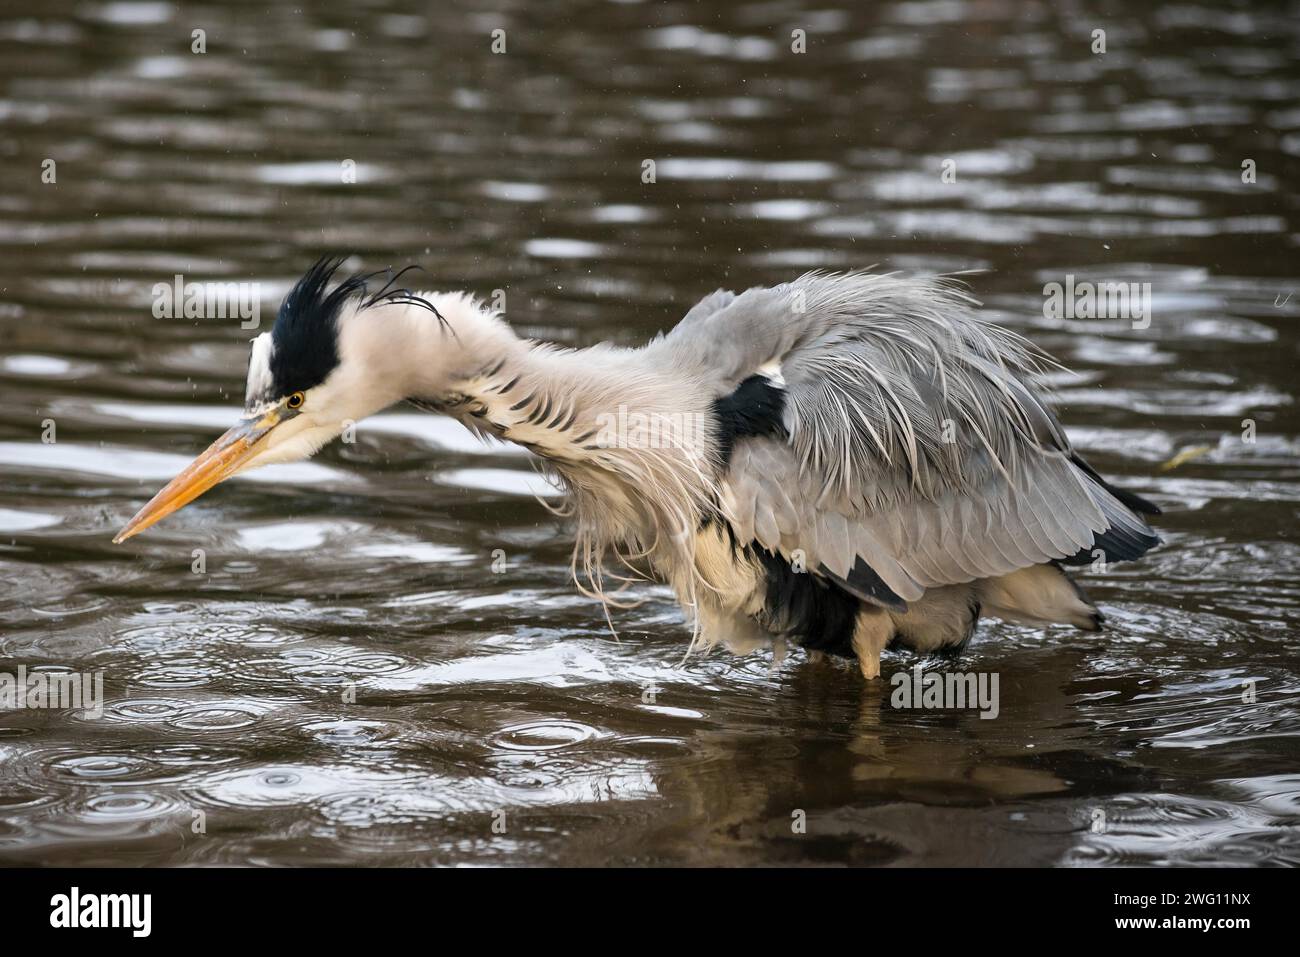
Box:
left=453, top=339, right=712, bottom=468
left=382, top=293, right=697, bottom=467
left=401, top=295, right=733, bottom=616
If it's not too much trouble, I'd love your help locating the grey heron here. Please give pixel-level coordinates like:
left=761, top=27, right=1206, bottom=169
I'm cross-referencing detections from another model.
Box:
left=114, top=257, right=1161, bottom=679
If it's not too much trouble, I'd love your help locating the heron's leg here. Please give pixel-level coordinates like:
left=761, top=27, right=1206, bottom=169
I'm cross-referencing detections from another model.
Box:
left=851, top=606, right=896, bottom=680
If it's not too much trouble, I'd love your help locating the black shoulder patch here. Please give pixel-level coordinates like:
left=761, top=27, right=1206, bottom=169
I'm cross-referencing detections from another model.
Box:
left=713, top=374, right=786, bottom=466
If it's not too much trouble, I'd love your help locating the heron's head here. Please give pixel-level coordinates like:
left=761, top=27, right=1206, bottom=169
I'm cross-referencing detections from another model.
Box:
left=114, top=256, right=451, bottom=543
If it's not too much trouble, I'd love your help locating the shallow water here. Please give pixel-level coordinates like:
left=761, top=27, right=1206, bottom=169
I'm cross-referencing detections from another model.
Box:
left=0, top=0, right=1298, bottom=866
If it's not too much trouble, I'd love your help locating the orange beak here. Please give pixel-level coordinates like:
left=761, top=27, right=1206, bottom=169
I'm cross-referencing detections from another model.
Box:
left=113, top=410, right=281, bottom=543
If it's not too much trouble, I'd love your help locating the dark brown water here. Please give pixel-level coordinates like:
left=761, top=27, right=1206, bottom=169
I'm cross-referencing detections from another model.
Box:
left=1, top=0, right=1297, bottom=866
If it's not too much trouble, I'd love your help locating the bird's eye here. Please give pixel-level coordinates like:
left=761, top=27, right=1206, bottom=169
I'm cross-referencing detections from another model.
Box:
left=287, top=391, right=305, bottom=410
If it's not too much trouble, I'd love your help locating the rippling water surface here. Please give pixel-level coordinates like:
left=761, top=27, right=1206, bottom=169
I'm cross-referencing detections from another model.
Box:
left=1, top=0, right=1298, bottom=866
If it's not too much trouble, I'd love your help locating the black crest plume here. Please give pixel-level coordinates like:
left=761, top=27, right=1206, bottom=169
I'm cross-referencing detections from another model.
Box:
left=269, top=256, right=445, bottom=398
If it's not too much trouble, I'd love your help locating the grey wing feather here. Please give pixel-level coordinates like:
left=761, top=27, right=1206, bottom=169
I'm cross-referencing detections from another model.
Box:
left=677, top=289, right=737, bottom=328
left=684, top=272, right=1160, bottom=605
